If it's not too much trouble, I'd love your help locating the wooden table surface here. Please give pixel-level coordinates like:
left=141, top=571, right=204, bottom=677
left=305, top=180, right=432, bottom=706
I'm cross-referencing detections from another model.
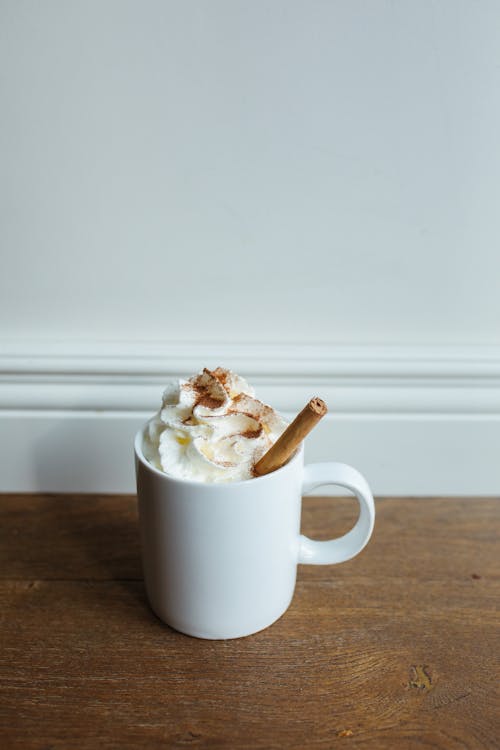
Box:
left=0, top=494, right=499, bottom=749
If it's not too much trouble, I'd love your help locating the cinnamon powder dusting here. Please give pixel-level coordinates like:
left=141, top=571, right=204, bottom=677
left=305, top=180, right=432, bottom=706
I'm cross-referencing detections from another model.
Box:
left=211, top=367, right=231, bottom=393
left=188, top=368, right=226, bottom=410
left=241, top=427, right=263, bottom=439
left=194, top=391, right=225, bottom=409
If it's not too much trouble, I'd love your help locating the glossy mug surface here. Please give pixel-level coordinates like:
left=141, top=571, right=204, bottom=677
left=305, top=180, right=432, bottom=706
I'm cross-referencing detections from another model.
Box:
left=134, top=426, right=375, bottom=639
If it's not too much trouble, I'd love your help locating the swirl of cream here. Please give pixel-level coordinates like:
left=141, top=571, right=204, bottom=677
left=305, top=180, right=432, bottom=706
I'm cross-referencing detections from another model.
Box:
left=143, top=368, right=288, bottom=482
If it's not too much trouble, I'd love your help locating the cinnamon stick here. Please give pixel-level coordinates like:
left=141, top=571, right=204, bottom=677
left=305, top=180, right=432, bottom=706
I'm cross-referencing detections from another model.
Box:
left=254, top=397, right=327, bottom=476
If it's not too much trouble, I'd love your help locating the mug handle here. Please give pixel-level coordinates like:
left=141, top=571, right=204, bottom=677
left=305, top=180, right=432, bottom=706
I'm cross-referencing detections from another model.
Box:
left=298, top=462, right=375, bottom=565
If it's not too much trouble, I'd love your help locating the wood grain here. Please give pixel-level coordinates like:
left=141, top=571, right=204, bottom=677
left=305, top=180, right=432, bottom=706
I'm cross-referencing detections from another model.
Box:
left=0, top=494, right=499, bottom=749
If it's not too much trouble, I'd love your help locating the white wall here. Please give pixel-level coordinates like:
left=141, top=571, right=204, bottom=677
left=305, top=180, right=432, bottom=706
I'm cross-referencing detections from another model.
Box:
left=2, top=0, right=500, bottom=345
left=1, top=1, right=500, bottom=493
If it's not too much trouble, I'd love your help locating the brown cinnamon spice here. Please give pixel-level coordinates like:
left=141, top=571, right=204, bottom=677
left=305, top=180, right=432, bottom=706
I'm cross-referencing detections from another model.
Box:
left=253, top=397, right=327, bottom=476
left=240, top=427, right=263, bottom=440
left=211, top=367, right=230, bottom=392
left=193, top=392, right=225, bottom=409
left=189, top=368, right=226, bottom=409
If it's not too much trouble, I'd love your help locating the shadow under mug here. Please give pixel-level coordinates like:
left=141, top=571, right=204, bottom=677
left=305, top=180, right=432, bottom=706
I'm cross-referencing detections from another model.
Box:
left=134, top=426, right=375, bottom=639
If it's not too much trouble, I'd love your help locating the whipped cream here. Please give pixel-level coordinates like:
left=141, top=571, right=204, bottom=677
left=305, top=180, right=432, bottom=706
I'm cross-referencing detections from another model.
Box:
left=143, top=368, right=288, bottom=482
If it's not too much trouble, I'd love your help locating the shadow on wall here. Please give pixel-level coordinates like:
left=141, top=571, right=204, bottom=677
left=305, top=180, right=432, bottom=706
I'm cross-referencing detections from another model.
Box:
left=33, top=415, right=144, bottom=494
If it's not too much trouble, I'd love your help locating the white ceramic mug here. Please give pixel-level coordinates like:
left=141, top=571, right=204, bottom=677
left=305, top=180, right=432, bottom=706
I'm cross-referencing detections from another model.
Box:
left=134, top=425, right=375, bottom=640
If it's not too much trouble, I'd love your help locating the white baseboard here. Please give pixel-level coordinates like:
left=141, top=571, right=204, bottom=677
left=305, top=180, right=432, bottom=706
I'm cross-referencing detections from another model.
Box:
left=1, top=340, right=499, bottom=495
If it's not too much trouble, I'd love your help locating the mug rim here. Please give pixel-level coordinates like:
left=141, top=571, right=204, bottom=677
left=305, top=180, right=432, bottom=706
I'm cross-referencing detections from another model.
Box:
left=134, top=421, right=304, bottom=489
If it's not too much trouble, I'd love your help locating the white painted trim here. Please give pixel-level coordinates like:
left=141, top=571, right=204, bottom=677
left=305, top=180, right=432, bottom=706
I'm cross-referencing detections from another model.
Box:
left=1, top=341, right=499, bottom=494
left=1, top=411, right=499, bottom=495
left=1, top=341, right=500, bottom=414
left=2, top=340, right=500, bottom=378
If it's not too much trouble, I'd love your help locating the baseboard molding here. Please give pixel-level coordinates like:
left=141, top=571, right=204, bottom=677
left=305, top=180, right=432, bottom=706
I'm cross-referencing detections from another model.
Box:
left=1, top=340, right=500, bottom=495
